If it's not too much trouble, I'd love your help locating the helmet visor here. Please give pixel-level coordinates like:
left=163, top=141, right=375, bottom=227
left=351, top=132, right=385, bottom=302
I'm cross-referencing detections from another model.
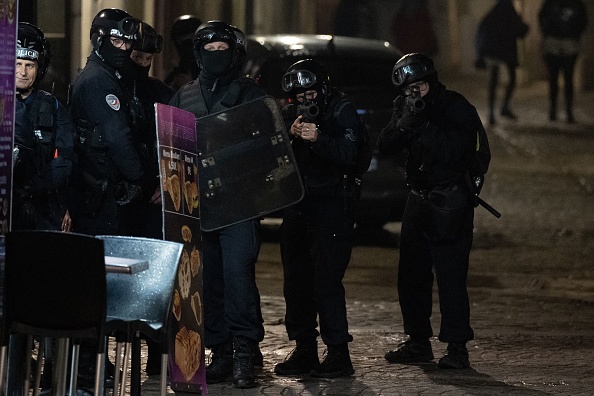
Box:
left=119, top=17, right=141, bottom=36
left=137, top=31, right=163, bottom=53
left=281, top=70, right=317, bottom=92
left=109, top=17, right=141, bottom=40
left=196, top=27, right=235, bottom=45
left=392, top=63, right=427, bottom=86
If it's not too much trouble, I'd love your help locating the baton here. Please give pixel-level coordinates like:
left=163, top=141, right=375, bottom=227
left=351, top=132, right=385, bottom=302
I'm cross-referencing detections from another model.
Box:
left=477, top=196, right=501, bottom=218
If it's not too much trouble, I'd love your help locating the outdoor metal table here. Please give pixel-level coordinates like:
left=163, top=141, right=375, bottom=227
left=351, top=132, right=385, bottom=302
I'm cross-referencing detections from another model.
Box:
left=104, top=256, right=149, bottom=274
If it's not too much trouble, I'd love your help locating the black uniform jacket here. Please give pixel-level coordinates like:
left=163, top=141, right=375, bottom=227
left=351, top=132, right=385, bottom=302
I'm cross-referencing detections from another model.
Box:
left=69, top=51, right=143, bottom=183
left=378, top=82, right=479, bottom=191
left=291, top=90, right=360, bottom=192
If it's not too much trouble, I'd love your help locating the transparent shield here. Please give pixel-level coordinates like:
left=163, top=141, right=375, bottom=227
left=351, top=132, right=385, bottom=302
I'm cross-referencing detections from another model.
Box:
left=196, top=96, right=304, bottom=231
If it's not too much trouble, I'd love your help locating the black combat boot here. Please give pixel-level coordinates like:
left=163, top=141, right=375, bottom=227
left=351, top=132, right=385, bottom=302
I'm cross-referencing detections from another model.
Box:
left=206, top=340, right=233, bottom=384
left=438, top=342, right=470, bottom=369
left=385, top=338, right=434, bottom=363
left=232, top=336, right=257, bottom=388
left=254, top=343, right=264, bottom=367
left=274, top=339, right=319, bottom=376
left=310, top=343, right=354, bottom=378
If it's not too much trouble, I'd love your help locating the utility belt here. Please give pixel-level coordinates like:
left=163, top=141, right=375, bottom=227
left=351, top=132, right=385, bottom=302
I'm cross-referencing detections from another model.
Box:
left=305, top=174, right=360, bottom=195
left=305, top=174, right=361, bottom=214
left=409, top=183, right=470, bottom=210
left=410, top=187, right=429, bottom=200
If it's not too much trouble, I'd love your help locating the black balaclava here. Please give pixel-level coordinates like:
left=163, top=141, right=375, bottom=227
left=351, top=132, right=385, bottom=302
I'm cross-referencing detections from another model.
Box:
left=422, top=72, right=442, bottom=107
left=132, top=61, right=150, bottom=80
left=97, top=37, right=136, bottom=78
left=199, top=47, right=233, bottom=78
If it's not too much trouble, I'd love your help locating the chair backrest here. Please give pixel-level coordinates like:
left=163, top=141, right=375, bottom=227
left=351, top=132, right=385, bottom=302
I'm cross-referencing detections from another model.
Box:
left=2, top=231, right=106, bottom=344
left=97, top=236, right=183, bottom=326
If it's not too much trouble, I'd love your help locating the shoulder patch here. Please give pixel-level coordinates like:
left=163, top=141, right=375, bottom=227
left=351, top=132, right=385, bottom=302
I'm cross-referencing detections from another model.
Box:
left=105, top=94, right=120, bottom=111
left=344, top=127, right=357, bottom=142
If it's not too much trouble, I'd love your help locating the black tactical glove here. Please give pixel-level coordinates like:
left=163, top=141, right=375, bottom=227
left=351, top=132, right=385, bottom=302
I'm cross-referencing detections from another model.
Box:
left=397, top=111, right=427, bottom=131
left=15, top=179, right=35, bottom=200
left=115, top=181, right=143, bottom=206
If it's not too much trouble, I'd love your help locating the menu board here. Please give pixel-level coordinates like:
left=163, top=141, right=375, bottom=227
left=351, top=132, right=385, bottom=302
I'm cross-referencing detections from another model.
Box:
left=0, top=0, right=17, bottom=235
left=155, top=103, right=205, bottom=393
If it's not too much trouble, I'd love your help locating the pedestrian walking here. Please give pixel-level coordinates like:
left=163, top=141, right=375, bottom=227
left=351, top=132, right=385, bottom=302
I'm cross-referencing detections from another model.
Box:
left=169, top=20, right=265, bottom=389
left=274, top=59, right=368, bottom=378
left=378, top=53, right=484, bottom=369
left=475, top=0, right=529, bottom=125
left=539, top=0, right=588, bottom=123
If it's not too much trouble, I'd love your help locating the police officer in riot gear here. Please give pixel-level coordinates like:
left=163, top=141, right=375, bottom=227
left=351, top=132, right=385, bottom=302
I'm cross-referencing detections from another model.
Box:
left=124, top=21, right=175, bottom=375
left=378, top=53, right=480, bottom=369
left=120, top=22, right=174, bottom=240
left=69, top=10, right=145, bottom=387
left=164, top=15, right=202, bottom=90
left=68, top=8, right=145, bottom=236
left=274, top=59, right=362, bottom=378
left=13, top=22, right=74, bottom=232
left=169, top=20, right=264, bottom=389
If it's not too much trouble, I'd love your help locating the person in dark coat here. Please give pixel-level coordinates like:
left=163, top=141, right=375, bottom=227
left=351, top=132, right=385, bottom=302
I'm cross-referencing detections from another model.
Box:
left=164, top=15, right=202, bottom=91
left=68, top=8, right=146, bottom=387
left=378, top=53, right=482, bottom=370
left=120, top=22, right=174, bottom=241
left=169, top=21, right=265, bottom=389
left=123, top=22, right=176, bottom=376
left=68, top=8, right=145, bottom=236
left=539, top=0, right=588, bottom=123
left=274, top=59, right=363, bottom=379
left=13, top=22, right=74, bottom=232
left=476, top=0, right=529, bottom=125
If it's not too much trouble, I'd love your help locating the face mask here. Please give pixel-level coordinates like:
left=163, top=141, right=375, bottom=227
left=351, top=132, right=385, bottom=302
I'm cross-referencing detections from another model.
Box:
left=100, top=39, right=134, bottom=71
left=132, top=62, right=150, bottom=80
left=199, top=47, right=233, bottom=77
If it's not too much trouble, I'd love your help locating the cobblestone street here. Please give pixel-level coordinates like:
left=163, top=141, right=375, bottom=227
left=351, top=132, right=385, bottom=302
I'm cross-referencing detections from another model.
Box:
left=133, top=75, right=594, bottom=395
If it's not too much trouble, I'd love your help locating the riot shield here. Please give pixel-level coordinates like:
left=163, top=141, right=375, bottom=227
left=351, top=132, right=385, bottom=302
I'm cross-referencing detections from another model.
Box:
left=196, top=96, right=304, bottom=231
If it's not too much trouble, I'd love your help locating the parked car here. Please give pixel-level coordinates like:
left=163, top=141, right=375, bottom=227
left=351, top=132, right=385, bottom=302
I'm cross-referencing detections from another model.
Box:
left=243, top=34, right=408, bottom=228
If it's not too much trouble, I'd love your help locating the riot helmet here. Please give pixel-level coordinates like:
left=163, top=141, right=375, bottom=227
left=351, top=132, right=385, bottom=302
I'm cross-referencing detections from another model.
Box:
left=193, top=20, right=237, bottom=77
left=391, top=53, right=436, bottom=88
left=230, top=25, right=247, bottom=66
left=171, top=15, right=202, bottom=53
left=90, top=8, right=141, bottom=71
left=90, top=8, right=141, bottom=49
left=17, top=22, right=51, bottom=82
left=135, top=22, right=163, bottom=54
left=282, top=59, right=330, bottom=105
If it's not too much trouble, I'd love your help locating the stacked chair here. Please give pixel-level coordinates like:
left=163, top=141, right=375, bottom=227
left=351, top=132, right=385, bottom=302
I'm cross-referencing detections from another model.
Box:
left=0, top=230, right=108, bottom=396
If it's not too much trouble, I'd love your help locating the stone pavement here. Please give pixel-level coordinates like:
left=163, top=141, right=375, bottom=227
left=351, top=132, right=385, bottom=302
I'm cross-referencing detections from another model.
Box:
left=135, top=290, right=594, bottom=395
left=131, top=75, right=594, bottom=395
